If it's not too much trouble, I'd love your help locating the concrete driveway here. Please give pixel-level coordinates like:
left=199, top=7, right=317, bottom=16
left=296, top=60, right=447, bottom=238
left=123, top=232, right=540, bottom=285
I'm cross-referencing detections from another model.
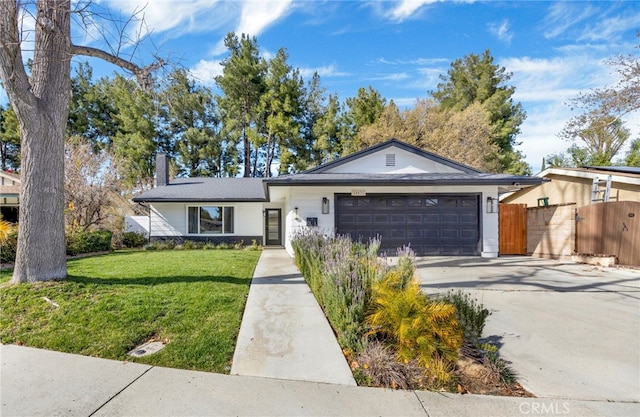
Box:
left=414, top=256, right=640, bottom=402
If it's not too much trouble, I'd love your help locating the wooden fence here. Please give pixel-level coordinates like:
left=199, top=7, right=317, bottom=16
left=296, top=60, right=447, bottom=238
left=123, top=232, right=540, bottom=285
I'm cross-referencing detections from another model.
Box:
left=576, top=201, right=640, bottom=266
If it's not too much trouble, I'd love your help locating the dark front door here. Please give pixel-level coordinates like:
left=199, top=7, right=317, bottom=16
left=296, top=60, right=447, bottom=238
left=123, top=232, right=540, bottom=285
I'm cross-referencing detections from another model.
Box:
left=265, top=209, right=282, bottom=246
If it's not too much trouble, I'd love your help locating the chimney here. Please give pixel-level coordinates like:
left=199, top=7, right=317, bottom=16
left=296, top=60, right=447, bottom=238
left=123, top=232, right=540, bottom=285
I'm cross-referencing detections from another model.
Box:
left=156, top=153, right=169, bottom=187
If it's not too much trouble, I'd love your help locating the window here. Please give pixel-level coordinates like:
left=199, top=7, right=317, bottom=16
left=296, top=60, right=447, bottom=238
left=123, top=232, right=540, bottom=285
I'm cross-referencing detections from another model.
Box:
left=187, top=206, right=234, bottom=234
left=425, top=198, right=439, bottom=207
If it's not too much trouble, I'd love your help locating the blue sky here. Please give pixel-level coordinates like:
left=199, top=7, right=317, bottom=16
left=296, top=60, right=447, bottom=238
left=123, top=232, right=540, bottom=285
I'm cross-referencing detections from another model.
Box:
left=3, top=1, right=640, bottom=172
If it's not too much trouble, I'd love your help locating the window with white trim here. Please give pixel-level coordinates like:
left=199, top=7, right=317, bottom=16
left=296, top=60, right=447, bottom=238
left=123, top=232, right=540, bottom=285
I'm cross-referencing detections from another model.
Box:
left=187, top=206, right=234, bottom=234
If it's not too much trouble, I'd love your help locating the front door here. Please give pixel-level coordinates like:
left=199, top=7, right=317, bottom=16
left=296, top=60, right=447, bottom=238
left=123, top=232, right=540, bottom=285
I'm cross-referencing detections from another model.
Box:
left=265, top=209, right=282, bottom=246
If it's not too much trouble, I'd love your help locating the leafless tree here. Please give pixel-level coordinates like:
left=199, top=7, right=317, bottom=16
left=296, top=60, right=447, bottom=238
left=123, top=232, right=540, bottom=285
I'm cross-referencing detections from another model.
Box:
left=561, top=34, right=639, bottom=163
left=0, top=0, right=163, bottom=283
left=64, top=138, right=122, bottom=231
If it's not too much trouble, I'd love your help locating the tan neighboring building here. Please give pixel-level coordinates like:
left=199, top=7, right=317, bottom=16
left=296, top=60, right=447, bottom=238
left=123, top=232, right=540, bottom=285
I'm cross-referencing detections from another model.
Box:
left=0, top=170, right=20, bottom=223
left=501, top=166, right=640, bottom=207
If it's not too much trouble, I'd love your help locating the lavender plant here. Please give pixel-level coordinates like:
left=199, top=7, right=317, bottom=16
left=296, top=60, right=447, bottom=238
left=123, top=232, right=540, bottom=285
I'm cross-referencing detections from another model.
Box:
left=292, top=230, right=386, bottom=352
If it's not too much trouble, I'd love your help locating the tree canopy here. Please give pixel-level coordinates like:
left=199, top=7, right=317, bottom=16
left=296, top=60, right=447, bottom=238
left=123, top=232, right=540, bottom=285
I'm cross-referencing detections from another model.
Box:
left=552, top=35, right=639, bottom=168
left=431, top=49, right=528, bottom=174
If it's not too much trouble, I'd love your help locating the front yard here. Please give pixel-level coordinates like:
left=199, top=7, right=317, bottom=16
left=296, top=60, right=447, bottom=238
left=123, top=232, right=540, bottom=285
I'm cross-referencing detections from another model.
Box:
left=0, top=250, right=260, bottom=373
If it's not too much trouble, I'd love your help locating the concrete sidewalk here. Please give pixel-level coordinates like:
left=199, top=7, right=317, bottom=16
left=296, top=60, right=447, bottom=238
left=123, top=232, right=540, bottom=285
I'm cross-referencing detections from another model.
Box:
left=2, top=344, right=638, bottom=417
left=231, top=248, right=356, bottom=386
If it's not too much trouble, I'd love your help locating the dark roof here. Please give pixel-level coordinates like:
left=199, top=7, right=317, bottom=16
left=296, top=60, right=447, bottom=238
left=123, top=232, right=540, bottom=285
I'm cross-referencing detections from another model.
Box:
left=583, top=166, right=640, bottom=175
left=134, top=139, right=545, bottom=202
left=132, top=178, right=266, bottom=202
left=265, top=172, right=544, bottom=187
left=304, top=139, right=481, bottom=174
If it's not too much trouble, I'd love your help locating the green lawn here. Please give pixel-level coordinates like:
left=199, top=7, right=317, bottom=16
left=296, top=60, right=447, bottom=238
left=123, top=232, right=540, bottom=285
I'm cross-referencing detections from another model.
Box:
left=0, top=249, right=261, bottom=373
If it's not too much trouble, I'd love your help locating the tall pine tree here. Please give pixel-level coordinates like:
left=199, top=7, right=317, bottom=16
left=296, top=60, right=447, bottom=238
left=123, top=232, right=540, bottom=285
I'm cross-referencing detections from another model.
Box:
left=216, top=33, right=266, bottom=177
left=431, top=50, right=528, bottom=174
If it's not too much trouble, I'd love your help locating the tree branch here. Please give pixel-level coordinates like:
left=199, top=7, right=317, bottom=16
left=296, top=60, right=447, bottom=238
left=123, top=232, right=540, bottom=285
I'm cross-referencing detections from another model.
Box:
left=69, top=43, right=165, bottom=89
left=0, top=1, right=37, bottom=110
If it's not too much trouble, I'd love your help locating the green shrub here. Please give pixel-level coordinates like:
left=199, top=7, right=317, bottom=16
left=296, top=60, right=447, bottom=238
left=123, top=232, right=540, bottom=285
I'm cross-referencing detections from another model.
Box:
left=245, top=239, right=261, bottom=251
left=367, top=270, right=463, bottom=385
left=143, top=243, right=158, bottom=251
left=439, top=290, right=491, bottom=344
left=480, top=342, right=517, bottom=384
left=0, top=230, right=18, bottom=263
left=122, top=232, right=147, bottom=248
left=3, top=229, right=115, bottom=262
left=66, top=230, right=113, bottom=256
left=292, top=230, right=386, bottom=352
left=183, top=240, right=201, bottom=250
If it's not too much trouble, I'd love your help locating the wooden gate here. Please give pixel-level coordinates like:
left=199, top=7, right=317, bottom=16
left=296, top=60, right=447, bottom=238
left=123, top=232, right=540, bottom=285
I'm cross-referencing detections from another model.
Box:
left=577, top=201, right=640, bottom=266
left=499, top=203, right=527, bottom=255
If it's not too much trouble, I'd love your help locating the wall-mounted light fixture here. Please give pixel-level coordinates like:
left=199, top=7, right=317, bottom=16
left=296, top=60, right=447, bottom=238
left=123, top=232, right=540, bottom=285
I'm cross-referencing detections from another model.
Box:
left=486, top=196, right=496, bottom=213
left=294, top=206, right=299, bottom=220
left=322, top=197, right=330, bottom=214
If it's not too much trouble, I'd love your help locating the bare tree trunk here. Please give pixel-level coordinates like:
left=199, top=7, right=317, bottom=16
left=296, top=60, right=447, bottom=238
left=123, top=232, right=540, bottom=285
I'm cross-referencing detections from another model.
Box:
left=0, top=0, right=162, bottom=282
left=243, top=130, right=251, bottom=177
left=13, top=110, right=68, bottom=282
left=0, top=0, right=70, bottom=282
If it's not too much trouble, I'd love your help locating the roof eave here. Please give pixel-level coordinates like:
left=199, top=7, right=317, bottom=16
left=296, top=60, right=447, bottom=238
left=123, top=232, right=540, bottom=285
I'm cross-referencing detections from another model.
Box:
left=265, top=178, right=545, bottom=187
left=132, top=197, right=267, bottom=203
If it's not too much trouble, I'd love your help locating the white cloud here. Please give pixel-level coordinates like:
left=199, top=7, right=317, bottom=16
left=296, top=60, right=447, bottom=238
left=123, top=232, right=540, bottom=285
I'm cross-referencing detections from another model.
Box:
left=501, top=55, right=608, bottom=104
left=298, top=64, right=348, bottom=79
left=189, top=59, right=223, bottom=86
left=373, top=73, right=410, bottom=82
left=99, top=0, right=232, bottom=38
left=488, top=19, right=512, bottom=44
left=371, top=0, right=474, bottom=22
left=99, top=0, right=294, bottom=58
left=391, top=97, right=420, bottom=109
left=208, top=0, right=295, bottom=56
left=387, top=0, right=439, bottom=21
left=235, top=0, right=294, bottom=37
left=542, top=2, right=597, bottom=39
left=375, top=57, right=449, bottom=66
left=414, top=67, right=444, bottom=91
left=578, top=12, right=640, bottom=42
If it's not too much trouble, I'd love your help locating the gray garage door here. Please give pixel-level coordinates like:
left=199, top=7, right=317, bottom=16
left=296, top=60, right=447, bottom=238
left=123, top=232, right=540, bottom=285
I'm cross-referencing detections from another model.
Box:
left=336, top=194, right=480, bottom=256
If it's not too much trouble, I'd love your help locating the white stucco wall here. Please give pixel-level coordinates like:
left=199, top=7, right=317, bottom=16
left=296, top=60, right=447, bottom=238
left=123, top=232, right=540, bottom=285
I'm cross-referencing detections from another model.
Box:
left=150, top=203, right=184, bottom=237
left=149, top=202, right=264, bottom=238
left=279, top=185, right=500, bottom=258
left=327, top=146, right=464, bottom=174
left=147, top=186, right=500, bottom=258
left=125, top=215, right=150, bottom=236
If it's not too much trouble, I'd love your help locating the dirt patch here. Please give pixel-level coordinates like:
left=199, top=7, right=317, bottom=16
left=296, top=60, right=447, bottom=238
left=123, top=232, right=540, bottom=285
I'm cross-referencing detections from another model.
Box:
left=455, top=348, right=534, bottom=397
